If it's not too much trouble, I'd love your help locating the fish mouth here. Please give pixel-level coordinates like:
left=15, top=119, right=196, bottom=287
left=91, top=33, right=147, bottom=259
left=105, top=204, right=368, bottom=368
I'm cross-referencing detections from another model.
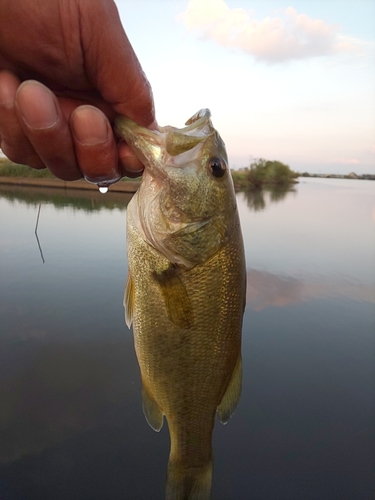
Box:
left=114, top=109, right=214, bottom=166
left=115, top=116, right=164, bottom=166
left=182, top=108, right=212, bottom=133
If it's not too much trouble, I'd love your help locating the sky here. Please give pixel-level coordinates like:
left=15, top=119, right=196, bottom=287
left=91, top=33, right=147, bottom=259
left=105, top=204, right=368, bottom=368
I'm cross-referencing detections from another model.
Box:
left=115, top=0, right=375, bottom=174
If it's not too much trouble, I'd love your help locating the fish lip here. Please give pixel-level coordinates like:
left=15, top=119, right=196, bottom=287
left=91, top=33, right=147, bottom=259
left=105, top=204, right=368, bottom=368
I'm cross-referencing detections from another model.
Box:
left=114, top=116, right=163, bottom=146
left=115, top=109, right=213, bottom=148
left=115, top=109, right=216, bottom=176
left=115, top=115, right=166, bottom=176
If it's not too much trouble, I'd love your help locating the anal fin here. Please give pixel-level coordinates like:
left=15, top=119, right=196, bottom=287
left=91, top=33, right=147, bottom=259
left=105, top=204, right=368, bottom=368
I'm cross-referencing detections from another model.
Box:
left=142, top=383, right=164, bottom=432
left=217, top=355, right=242, bottom=424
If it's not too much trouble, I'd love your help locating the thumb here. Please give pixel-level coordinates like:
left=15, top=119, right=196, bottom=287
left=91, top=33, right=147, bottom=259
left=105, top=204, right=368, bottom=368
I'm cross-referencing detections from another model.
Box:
left=79, top=0, right=155, bottom=128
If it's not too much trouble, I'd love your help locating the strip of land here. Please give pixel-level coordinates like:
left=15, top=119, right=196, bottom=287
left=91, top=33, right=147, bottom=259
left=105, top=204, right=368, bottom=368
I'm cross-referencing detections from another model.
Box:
left=0, top=176, right=140, bottom=193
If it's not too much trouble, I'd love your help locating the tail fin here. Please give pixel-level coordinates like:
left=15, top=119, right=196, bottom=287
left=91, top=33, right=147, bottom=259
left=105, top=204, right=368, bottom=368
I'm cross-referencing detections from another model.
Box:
left=166, top=460, right=212, bottom=500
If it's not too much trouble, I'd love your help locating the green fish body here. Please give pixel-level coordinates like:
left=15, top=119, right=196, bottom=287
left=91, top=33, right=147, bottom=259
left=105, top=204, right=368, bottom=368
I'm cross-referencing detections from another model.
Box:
left=116, top=110, right=246, bottom=499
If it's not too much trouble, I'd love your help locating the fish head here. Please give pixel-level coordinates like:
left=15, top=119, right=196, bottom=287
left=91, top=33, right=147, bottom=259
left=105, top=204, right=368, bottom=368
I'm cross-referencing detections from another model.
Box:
left=116, top=109, right=238, bottom=268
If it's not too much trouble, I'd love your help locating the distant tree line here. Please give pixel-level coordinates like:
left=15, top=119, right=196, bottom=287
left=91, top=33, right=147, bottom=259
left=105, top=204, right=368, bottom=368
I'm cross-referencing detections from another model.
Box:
left=231, top=159, right=298, bottom=190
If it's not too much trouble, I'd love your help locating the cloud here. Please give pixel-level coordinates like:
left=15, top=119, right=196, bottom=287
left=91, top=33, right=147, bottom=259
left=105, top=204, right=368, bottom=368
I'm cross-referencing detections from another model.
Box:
left=179, top=0, right=361, bottom=63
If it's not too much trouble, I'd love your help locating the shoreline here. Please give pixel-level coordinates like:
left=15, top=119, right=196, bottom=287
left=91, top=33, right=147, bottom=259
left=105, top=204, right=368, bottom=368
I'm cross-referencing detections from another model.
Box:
left=0, top=176, right=140, bottom=193
left=1, top=173, right=372, bottom=195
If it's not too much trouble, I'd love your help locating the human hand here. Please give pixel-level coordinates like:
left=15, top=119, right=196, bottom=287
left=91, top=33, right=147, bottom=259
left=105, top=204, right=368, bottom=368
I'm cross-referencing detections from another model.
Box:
left=0, top=0, right=156, bottom=183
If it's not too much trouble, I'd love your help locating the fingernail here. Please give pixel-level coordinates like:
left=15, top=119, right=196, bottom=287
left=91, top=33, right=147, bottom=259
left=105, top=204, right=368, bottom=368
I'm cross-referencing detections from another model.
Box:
left=17, top=81, right=58, bottom=129
left=119, top=156, right=144, bottom=177
left=72, top=106, right=109, bottom=146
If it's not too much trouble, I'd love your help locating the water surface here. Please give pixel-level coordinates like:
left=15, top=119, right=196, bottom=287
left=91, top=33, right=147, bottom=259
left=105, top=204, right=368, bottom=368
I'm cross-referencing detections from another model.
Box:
left=0, top=178, right=374, bottom=499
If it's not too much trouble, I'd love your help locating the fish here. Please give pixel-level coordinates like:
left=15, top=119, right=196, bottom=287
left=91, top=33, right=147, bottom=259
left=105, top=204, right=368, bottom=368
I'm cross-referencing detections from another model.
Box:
left=115, top=109, right=246, bottom=500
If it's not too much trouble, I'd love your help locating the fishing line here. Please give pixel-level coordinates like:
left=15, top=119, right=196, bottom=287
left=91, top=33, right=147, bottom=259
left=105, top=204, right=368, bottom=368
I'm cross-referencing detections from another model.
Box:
left=35, top=203, right=45, bottom=264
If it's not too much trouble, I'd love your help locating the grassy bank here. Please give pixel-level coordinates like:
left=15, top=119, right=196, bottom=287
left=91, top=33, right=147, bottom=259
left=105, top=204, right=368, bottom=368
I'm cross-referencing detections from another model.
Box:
left=0, top=159, right=140, bottom=193
left=0, top=158, right=141, bottom=182
left=0, top=159, right=56, bottom=178
left=231, top=159, right=298, bottom=191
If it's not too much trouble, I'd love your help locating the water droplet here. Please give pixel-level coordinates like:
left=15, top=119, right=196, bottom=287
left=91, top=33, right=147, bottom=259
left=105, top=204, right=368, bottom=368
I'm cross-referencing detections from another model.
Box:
left=98, top=186, right=108, bottom=194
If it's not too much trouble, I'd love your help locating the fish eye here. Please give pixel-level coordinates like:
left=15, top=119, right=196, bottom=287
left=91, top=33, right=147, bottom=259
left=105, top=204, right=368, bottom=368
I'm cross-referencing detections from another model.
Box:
left=208, top=157, right=226, bottom=178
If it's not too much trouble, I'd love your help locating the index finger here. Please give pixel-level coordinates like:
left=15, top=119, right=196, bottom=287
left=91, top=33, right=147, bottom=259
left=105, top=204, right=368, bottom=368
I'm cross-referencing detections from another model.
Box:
left=80, top=0, right=156, bottom=128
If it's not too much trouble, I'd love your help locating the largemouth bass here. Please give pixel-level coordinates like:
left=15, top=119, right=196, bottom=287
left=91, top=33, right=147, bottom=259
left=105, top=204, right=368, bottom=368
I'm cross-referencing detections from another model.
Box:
left=116, top=109, right=246, bottom=500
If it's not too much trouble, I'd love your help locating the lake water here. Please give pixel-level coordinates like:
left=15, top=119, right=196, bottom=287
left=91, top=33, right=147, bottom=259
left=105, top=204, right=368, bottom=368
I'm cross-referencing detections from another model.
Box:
left=0, top=178, right=374, bottom=499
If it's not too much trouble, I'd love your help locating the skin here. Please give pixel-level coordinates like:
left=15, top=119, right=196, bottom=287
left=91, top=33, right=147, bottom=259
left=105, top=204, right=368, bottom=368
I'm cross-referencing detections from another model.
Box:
left=0, top=0, right=156, bottom=182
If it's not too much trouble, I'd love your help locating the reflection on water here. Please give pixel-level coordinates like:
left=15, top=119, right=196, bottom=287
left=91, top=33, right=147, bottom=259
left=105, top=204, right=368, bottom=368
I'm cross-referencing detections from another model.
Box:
left=0, top=184, right=133, bottom=212
left=0, top=178, right=374, bottom=499
left=242, top=185, right=297, bottom=211
left=246, top=269, right=375, bottom=311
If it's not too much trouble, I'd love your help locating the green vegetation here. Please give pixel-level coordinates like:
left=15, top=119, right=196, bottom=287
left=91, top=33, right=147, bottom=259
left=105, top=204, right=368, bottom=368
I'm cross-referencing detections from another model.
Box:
left=0, top=159, right=55, bottom=178
left=231, top=159, right=298, bottom=190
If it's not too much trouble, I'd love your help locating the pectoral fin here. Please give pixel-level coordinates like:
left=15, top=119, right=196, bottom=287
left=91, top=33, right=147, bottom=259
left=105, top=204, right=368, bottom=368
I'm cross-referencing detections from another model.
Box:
left=124, top=272, right=134, bottom=328
left=142, top=383, right=164, bottom=432
left=217, top=355, right=242, bottom=424
left=153, top=266, right=194, bottom=329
